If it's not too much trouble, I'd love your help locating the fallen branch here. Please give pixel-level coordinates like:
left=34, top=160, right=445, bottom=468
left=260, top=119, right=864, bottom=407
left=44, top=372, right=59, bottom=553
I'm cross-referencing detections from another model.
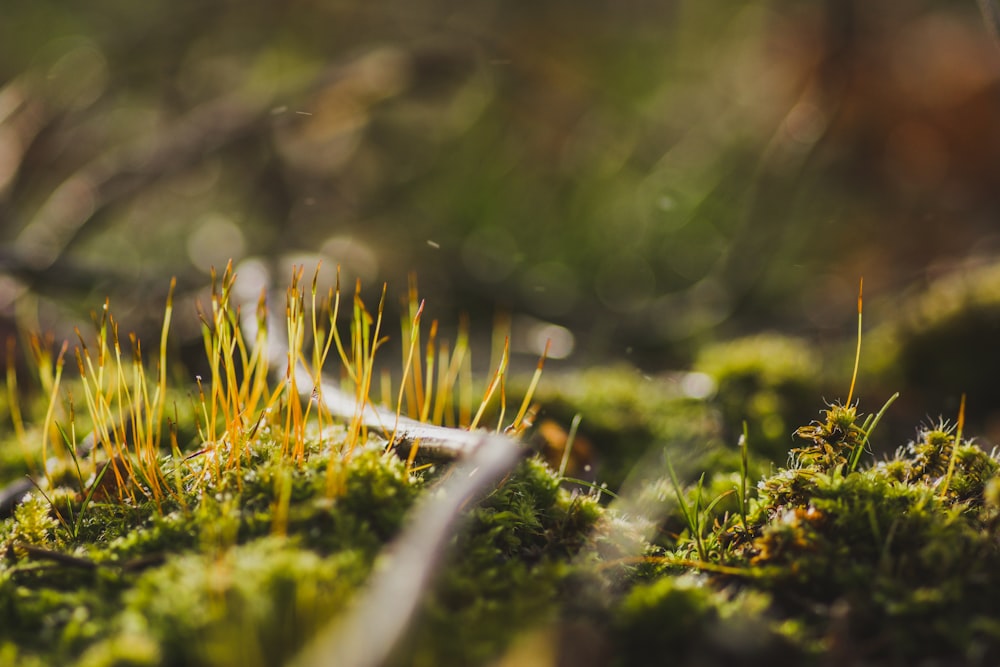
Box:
left=294, top=429, right=523, bottom=667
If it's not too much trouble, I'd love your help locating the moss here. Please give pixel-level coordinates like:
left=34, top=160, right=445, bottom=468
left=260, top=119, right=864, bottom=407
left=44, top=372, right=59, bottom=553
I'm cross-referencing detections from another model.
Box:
left=75, top=632, right=161, bottom=667
left=867, top=263, right=1000, bottom=441
left=713, top=419, right=1000, bottom=662
left=614, top=575, right=806, bottom=667
left=791, top=403, right=865, bottom=469
left=394, top=458, right=603, bottom=666
left=120, top=539, right=369, bottom=667
left=6, top=374, right=1000, bottom=667
left=9, top=289, right=1000, bottom=667
left=891, top=423, right=956, bottom=481
left=0, top=430, right=435, bottom=666
left=11, top=494, right=61, bottom=548
left=946, top=444, right=999, bottom=503
left=0, top=565, right=126, bottom=662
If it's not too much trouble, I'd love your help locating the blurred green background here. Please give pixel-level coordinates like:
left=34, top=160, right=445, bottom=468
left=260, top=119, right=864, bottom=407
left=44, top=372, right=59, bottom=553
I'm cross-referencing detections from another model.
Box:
left=3, top=0, right=1000, bottom=439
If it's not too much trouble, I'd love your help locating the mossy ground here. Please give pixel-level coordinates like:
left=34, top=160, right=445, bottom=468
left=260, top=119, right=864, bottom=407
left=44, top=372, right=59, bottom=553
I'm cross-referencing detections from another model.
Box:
left=3, top=286, right=1000, bottom=666
left=5, top=386, right=1000, bottom=666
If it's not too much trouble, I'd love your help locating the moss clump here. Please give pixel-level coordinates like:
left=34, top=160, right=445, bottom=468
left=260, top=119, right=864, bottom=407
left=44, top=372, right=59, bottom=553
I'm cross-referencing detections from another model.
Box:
left=889, top=423, right=956, bottom=482
left=0, top=270, right=616, bottom=667
left=395, top=457, right=603, bottom=666
left=9, top=270, right=1000, bottom=666
left=614, top=576, right=804, bottom=667
left=0, top=430, right=614, bottom=667
left=9, top=494, right=61, bottom=549
left=117, top=539, right=369, bottom=667
left=791, top=403, right=866, bottom=469
left=883, top=423, right=998, bottom=503
left=0, top=435, right=428, bottom=666
left=745, top=467, right=1000, bottom=661
left=867, top=263, right=1000, bottom=441
left=656, top=400, right=1000, bottom=664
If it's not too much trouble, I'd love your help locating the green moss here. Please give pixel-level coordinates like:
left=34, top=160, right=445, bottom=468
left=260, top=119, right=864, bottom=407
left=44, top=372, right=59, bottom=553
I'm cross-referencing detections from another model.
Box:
left=790, top=403, right=866, bottom=469
left=8, top=323, right=1000, bottom=666
left=2, top=387, right=997, bottom=667
left=614, top=575, right=805, bottom=666
left=11, top=494, right=61, bottom=548
left=0, top=431, right=434, bottom=666
left=867, top=263, right=1000, bottom=437
left=120, top=539, right=368, bottom=667
left=618, top=377, right=1000, bottom=665
left=395, top=458, right=603, bottom=666
left=718, top=428, right=1000, bottom=661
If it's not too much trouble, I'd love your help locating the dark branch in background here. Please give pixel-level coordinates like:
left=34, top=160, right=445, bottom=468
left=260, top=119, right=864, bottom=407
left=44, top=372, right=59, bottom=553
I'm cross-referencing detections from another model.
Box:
left=2, top=50, right=412, bottom=286
left=10, top=83, right=293, bottom=275
left=0, top=479, right=36, bottom=521
left=12, top=91, right=271, bottom=271
left=0, top=248, right=201, bottom=298
left=979, top=0, right=1000, bottom=50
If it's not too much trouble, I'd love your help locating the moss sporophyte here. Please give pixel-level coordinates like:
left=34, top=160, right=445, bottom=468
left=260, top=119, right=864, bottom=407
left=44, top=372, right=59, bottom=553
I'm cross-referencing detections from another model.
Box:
left=2, top=269, right=1000, bottom=665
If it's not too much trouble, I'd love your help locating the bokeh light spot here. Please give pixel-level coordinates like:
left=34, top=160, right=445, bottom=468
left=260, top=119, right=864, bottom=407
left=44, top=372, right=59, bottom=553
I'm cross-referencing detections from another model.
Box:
left=680, top=372, right=716, bottom=400
left=233, top=257, right=272, bottom=304
left=531, top=323, right=575, bottom=360
left=187, top=215, right=246, bottom=273
left=43, top=38, right=108, bottom=111
left=321, top=235, right=379, bottom=285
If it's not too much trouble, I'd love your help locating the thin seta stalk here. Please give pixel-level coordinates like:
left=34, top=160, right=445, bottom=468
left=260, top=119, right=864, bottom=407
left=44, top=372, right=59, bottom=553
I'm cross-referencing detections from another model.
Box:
left=736, top=421, right=750, bottom=534
left=469, top=337, right=508, bottom=432
left=939, top=393, right=967, bottom=500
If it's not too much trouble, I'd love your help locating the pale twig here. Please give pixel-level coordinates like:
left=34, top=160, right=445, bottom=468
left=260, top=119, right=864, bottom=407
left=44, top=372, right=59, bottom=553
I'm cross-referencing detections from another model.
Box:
left=293, top=432, right=523, bottom=667
left=290, top=347, right=528, bottom=667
